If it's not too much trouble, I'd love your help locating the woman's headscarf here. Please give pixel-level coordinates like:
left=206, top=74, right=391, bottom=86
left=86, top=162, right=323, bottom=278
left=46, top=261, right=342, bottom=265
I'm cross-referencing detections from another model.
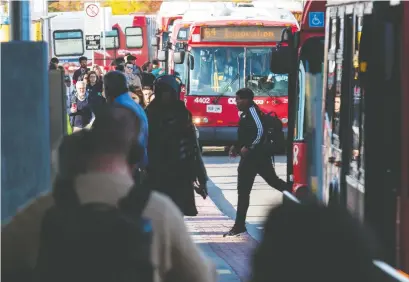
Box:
left=153, top=75, right=181, bottom=100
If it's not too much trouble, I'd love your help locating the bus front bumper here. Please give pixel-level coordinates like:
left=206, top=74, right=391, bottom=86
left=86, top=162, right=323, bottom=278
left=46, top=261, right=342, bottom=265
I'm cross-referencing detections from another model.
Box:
left=197, top=126, right=238, bottom=146
left=197, top=126, right=289, bottom=146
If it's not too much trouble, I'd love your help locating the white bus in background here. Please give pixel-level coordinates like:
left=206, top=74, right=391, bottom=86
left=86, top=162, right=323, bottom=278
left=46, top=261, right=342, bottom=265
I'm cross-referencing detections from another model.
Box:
left=48, top=11, right=157, bottom=70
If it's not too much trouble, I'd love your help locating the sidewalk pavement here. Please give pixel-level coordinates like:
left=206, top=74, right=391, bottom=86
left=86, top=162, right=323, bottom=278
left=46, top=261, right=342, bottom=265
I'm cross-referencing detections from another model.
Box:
left=185, top=153, right=287, bottom=281
left=185, top=194, right=258, bottom=282
left=203, top=155, right=286, bottom=241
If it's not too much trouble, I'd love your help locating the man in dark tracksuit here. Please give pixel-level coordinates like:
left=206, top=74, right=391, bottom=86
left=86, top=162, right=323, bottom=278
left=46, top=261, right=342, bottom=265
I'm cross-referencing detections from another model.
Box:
left=224, top=88, right=288, bottom=236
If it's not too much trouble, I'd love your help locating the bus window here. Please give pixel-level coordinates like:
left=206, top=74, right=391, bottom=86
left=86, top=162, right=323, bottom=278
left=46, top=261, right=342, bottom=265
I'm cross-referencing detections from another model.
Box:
left=294, top=61, right=306, bottom=140
left=125, top=27, right=143, bottom=48
left=53, top=30, right=84, bottom=57
left=174, top=63, right=186, bottom=85
left=101, top=29, right=119, bottom=50
left=333, top=15, right=344, bottom=141
left=350, top=14, right=365, bottom=174
left=246, top=48, right=288, bottom=97
left=325, top=14, right=338, bottom=124
left=177, top=28, right=189, bottom=41
left=296, top=37, right=325, bottom=141
left=190, top=47, right=245, bottom=96
left=168, top=19, right=177, bottom=33
left=335, top=12, right=355, bottom=150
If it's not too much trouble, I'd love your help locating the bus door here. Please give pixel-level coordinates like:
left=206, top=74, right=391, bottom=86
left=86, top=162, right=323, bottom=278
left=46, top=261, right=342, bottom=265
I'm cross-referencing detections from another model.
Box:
left=295, top=37, right=325, bottom=198
left=323, top=5, right=354, bottom=207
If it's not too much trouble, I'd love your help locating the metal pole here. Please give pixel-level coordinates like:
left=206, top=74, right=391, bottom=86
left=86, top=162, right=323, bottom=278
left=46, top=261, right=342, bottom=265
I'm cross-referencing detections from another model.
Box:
left=43, top=0, right=52, bottom=60
left=48, top=18, right=52, bottom=59
left=286, top=28, right=298, bottom=184
left=41, top=15, right=57, bottom=60
left=101, top=7, right=106, bottom=67
left=9, top=0, right=30, bottom=41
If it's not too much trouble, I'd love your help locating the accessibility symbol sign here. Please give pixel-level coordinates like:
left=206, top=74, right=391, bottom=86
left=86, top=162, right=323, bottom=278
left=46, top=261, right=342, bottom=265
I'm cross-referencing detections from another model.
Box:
left=309, top=12, right=324, bottom=28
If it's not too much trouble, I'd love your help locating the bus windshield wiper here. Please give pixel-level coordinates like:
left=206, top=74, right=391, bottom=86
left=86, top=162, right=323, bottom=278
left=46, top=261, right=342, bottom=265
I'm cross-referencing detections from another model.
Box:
left=213, top=73, right=240, bottom=104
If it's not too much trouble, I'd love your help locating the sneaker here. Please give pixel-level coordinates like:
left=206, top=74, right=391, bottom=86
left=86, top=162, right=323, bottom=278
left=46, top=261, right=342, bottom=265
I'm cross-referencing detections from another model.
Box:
left=223, top=225, right=247, bottom=237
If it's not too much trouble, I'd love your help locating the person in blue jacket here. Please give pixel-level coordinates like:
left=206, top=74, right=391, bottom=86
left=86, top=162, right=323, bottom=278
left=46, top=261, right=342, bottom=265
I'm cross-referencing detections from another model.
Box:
left=151, top=59, right=165, bottom=78
left=103, top=71, right=148, bottom=178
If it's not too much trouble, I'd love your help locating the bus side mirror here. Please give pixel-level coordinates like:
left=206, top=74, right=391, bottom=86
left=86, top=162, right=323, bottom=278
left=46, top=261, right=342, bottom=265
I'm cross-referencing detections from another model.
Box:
left=189, top=55, right=194, bottom=70
left=157, top=50, right=167, bottom=62
left=280, top=27, right=292, bottom=42
left=270, top=45, right=291, bottom=74
left=174, top=51, right=185, bottom=64
left=151, top=37, right=158, bottom=47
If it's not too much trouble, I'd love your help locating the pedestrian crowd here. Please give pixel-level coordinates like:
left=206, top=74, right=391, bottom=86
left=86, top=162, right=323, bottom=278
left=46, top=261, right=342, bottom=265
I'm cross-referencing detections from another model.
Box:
left=49, top=55, right=162, bottom=132
left=1, top=56, right=387, bottom=282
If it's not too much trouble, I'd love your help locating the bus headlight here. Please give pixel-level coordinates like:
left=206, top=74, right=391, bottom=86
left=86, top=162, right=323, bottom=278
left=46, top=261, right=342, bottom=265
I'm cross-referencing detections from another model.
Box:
left=193, top=117, right=208, bottom=124
left=281, top=118, right=288, bottom=124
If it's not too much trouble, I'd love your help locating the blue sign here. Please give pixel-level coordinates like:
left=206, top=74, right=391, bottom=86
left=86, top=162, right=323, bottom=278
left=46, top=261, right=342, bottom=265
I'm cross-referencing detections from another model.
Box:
left=309, top=12, right=324, bottom=28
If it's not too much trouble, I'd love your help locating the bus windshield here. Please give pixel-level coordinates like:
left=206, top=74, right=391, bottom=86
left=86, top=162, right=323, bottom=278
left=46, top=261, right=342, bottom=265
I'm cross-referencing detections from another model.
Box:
left=174, top=63, right=186, bottom=85
left=190, top=47, right=288, bottom=97
left=246, top=48, right=288, bottom=97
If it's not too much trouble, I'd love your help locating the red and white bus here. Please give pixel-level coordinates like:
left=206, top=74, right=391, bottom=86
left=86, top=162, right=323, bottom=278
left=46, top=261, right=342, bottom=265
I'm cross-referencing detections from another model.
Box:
left=155, top=2, right=231, bottom=74
left=155, top=13, right=182, bottom=51
left=276, top=0, right=409, bottom=276
left=166, top=8, right=219, bottom=81
left=167, top=19, right=192, bottom=84
left=173, top=9, right=298, bottom=148
left=49, top=12, right=157, bottom=70
left=154, top=1, right=226, bottom=59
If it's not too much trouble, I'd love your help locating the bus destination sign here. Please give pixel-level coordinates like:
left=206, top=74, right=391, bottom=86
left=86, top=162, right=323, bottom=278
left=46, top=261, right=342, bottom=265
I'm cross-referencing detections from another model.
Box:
left=201, top=26, right=284, bottom=42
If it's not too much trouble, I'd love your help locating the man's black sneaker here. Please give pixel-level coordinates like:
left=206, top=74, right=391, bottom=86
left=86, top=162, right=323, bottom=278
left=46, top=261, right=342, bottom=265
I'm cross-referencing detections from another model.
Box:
left=223, top=225, right=247, bottom=237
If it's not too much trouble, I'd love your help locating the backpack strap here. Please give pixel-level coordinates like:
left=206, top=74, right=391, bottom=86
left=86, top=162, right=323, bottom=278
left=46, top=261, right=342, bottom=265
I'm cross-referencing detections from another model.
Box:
left=119, top=182, right=151, bottom=218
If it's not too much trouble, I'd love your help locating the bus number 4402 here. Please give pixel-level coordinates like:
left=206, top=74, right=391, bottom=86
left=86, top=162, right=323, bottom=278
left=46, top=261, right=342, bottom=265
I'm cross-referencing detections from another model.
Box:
left=194, top=97, right=211, bottom=104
